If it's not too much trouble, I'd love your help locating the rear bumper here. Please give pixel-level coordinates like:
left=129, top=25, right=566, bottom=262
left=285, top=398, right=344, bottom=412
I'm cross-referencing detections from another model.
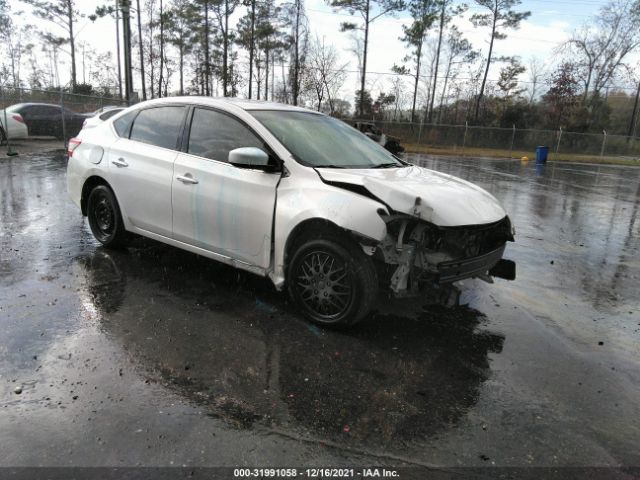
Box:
left=66, top=156, right=84, bottom=210
left=436, top=245, right=516, bottom=283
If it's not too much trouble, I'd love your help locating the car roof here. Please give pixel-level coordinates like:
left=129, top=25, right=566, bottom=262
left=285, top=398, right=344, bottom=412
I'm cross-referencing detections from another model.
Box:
left=131, top=96, right=322, bottom=114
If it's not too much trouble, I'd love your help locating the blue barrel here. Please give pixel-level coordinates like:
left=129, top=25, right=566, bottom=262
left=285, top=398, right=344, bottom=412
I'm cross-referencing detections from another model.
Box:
left=536, top=146, right=549, bottom=164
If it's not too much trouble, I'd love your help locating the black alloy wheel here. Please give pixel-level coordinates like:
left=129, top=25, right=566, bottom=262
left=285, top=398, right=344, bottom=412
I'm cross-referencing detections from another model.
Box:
left=288, top=236, right=377, bottom=327
left=295, top=249, right=354, bottom=320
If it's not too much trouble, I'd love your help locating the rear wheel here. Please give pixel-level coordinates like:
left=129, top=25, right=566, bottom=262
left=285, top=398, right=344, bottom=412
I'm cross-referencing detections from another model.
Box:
left=287, top=234, right=377, bottom=327
left=0, top=127, right=6, bottom=146
left=87, top=185, right=128, bottom=249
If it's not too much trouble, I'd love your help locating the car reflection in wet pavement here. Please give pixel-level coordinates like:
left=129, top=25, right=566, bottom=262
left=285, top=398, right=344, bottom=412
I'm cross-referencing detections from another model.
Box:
left=78, top=246, right=504, bottom=442
left=1, top=152, right=639, bottom=469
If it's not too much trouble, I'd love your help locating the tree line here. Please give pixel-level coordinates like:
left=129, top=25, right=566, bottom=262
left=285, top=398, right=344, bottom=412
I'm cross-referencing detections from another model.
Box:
left=1, top=0, right=640, bottom=136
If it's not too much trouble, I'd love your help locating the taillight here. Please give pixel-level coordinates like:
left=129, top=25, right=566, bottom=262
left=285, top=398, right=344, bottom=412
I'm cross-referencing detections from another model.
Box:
left=68, top=137, right=82, bottom=157
left=13, top=114, right=25, bottom=124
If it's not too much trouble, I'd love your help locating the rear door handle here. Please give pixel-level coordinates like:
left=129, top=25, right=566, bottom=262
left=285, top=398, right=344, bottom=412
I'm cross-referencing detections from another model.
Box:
left=176, top=174, right=198, bottom=185
left=112, top=158, right=128, bottom=168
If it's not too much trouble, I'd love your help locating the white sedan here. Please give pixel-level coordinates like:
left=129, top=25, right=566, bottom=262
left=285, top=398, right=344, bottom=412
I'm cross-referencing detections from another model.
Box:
left=0, top=107, right=28, bottom=143
left=67, top=97, right=515, bottom=327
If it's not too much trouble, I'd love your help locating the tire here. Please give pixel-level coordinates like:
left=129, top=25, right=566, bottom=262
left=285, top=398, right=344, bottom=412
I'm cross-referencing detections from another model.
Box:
left=287, top=233, right=378, bottom=327
left=0, top=127, right=6, bottom=146
left=87, top=185, right=128, bottom=249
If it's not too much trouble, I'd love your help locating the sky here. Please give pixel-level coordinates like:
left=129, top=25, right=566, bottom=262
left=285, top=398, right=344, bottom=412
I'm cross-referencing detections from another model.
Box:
left=7, top=0, right=631, bottom=100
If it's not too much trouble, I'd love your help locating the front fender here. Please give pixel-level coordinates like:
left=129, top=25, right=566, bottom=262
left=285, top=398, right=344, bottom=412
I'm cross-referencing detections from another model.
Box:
left=269, top=177, right=388, bottom=289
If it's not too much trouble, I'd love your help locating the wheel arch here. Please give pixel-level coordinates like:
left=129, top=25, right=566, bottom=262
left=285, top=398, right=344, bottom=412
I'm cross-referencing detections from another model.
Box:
left=284, top=218, right=380, bottom=327
left=282, top=218, right=380, bottom=282
left=80, top=175, right=112, bottom=216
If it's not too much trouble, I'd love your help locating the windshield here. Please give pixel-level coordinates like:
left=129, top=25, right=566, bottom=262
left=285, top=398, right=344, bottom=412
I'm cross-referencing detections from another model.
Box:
left=250, top=110, right=404, bottom=169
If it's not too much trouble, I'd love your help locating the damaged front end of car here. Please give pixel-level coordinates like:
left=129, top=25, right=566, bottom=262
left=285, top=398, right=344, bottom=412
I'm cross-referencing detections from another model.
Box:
left=369, top=211, right=516, bottom=301
left=315, top=165, right=516, bottom=304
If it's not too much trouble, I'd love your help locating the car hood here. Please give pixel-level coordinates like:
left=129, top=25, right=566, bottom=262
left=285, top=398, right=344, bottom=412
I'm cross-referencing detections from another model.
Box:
left=316, top=165, right=507, bottom=226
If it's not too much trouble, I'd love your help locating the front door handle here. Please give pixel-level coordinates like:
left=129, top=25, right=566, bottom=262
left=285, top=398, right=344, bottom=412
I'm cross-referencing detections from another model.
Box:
left=112, top=158, right=129, bottom=168
left=176, top=174, right=198, bottom=185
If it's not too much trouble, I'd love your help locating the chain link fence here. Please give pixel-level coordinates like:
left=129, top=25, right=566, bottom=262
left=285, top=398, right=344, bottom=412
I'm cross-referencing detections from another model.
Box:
left=1, top=86, right=128, bottom=156
left=357, top=119, right=640, bottom=163
left=2, top=87, right=639, bottom=164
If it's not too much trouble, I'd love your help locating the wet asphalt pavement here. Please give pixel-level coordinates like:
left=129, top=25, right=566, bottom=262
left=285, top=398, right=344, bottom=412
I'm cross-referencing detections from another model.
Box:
left=1, top=151, right=639, bottom=472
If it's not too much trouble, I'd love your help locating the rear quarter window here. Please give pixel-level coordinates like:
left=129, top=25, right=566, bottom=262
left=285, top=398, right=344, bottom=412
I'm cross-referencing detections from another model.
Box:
left=99, top=109, right=122, bottom=121
left=113, top=110, right=138, bottom=138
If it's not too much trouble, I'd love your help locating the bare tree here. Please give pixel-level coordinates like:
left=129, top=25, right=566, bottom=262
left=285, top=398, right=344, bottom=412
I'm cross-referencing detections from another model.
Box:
left=20, top=0, right=83, bottom=90
left=347, top=31, right=364, bottom=84
left=417, top=36, right=438, bottom=122
left=328, top=0, right=405, bottom=116
left=437, top=25, right=477, bottom=122
left=389, top=75, right=407, bottom=120
left=0, top=3, right=33, bottom=88
left=305, top=35, right=348, bottom=112
left=158, top=0, right=164, bottom=97
left=562, top=0, right=640, bottom=104
left=428, top=0, right=465, bottom=122
left=628, top=68, right=640, bottom=138
left=470, top=0, right=530, bottom=123
left=393, top=0, right=438, bottom=123
left=144, top=0, right=158, bottom=97
left=136, top=0, right=146, bottom=100
left=91, top=2, right=125, bottom=97
left=89, top=51, right=119, bottom=90
left=282, top=0, right=308, bottom=105
left=527, top=56, right=546, bottom=104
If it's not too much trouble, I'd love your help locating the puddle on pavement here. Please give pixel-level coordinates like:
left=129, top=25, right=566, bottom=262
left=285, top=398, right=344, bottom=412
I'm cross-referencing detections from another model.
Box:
left=75, top=243, right=504, bottom=448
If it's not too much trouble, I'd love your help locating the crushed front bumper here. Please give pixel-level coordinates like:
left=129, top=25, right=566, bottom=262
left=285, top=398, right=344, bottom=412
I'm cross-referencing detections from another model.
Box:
left=436, top=245, right=516, bottom=283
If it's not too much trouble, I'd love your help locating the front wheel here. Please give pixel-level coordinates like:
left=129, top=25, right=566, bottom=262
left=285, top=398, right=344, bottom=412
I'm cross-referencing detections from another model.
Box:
left=87, top=185, right=128, bottom=249
left=287, top=236, right=377, bottom=327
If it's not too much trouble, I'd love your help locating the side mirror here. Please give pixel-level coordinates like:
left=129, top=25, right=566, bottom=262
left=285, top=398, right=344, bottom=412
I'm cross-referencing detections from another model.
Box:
left=228, top=147, right=270, bottom=168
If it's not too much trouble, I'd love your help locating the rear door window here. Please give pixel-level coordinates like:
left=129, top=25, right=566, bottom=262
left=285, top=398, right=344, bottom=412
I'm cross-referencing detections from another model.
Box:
left=129, top=106, right=186, bottom=150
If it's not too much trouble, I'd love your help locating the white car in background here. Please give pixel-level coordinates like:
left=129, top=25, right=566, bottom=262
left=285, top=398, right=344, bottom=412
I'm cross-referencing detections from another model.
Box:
left=67, top=97, right=516, bottom=327
left=0, top=107, right=28, bottom=144
left=82, top=107, right=125, bottom=130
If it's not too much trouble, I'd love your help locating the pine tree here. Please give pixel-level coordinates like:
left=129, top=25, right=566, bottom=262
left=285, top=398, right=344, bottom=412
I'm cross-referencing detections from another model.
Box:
left=328, top=0, right=404, bottom=116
